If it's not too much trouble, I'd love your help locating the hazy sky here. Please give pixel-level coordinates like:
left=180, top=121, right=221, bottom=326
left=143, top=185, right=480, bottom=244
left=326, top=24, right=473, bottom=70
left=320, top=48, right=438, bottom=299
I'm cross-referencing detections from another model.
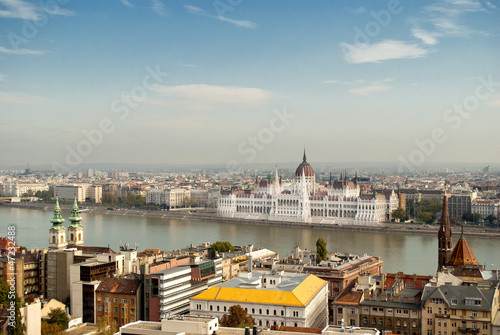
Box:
left=1, top=0, right=499, bottom=170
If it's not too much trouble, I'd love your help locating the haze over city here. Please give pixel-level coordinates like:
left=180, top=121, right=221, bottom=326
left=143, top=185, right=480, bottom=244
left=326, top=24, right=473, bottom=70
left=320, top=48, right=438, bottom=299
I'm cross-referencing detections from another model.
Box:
left=1, top=0, right=499, bottom=169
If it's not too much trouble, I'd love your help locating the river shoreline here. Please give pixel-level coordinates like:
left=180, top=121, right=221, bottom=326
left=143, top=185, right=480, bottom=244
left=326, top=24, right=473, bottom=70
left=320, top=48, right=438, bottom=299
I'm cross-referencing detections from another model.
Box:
left=2, top=201, right=499, bottom=238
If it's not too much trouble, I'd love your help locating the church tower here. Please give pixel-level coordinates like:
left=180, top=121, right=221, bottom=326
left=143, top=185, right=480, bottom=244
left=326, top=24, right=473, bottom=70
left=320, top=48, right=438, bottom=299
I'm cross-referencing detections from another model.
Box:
left=67, top=198, right=84, bottom=247
left=49, top=198, right=67, bottom=250
left=437, top=195, right=452, bottom=271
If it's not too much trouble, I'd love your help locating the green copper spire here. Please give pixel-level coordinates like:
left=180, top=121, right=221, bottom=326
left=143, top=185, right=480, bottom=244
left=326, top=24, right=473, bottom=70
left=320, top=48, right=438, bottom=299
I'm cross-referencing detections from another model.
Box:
left=50, top=197, right=65, bottom=226
left=68, top=198, right=83, bottom=227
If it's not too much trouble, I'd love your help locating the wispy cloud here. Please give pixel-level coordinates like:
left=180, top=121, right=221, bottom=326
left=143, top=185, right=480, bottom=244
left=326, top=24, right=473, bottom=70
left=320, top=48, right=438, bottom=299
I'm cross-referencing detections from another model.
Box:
left=184, top=4, right=257, bottom=29
left=485, top=1, right=496, bottom=9
left=349, top=85, right=392, bottom=96
left=345, top=6, right=366, bottom=14
left=150, top=0, right=167, bottom=16
left=341, top=40, right=428, bottom=64
left=179, top=62, right=198, bottom=68
left=0, top=91, right=47, bottom=104
left=147, top=84, right=271, bottom=111
left=121, top=0, right=134, bottom=8
left=0, top=0, right=74, bottom=20
left=0, top=46, right=45, bottom=55
left=323, top=79, right=365, bottom=85
left=412, top=28, right=440, bottom=45
left=486, top=93, right=500, bottom=107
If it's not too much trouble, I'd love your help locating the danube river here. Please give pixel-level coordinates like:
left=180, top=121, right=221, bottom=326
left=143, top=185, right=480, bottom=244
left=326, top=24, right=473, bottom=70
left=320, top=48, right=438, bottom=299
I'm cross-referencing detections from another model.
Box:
left=1, top=206, right=498, bottom=276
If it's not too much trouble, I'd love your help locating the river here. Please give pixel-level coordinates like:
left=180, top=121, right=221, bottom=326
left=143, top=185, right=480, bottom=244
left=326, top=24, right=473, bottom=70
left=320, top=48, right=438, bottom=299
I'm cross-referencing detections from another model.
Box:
left=1, top=206, right=498, bottom=276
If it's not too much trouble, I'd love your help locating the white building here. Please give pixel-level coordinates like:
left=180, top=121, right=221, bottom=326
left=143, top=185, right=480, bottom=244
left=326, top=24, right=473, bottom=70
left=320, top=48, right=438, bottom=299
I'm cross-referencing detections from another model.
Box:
left=146, top=188, right=189, bottom=208
left=54, top=184, right=102, bottom=203
left=3, top=182, right=49, bottom=197
left=472, top=199, right=499, bottom=219
left=217, top=152, right=398, bottom=226
left=190, top=270, right=328, bottom=328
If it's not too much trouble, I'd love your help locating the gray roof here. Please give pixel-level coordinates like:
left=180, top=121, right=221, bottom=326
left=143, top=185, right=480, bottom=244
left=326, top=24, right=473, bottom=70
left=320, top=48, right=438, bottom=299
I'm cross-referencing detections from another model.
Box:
left=421, top=285, right=497, bottom=311
left=360, top=299, right=421, bottom=309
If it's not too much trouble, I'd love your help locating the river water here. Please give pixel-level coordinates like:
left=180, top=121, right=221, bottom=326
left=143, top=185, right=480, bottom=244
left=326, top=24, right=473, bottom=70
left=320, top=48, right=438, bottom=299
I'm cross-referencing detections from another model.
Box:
left=1, top=206, right=498, bottom=276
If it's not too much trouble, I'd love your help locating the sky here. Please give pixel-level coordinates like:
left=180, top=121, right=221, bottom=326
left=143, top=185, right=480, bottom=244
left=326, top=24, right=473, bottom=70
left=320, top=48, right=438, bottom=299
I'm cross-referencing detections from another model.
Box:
left=0, top=0, right=499, bottom=170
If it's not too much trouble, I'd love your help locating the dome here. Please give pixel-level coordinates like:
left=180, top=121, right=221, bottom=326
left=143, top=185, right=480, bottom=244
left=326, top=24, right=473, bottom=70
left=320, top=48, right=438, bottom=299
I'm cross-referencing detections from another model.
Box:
left=295, top=151, right=315, bottom=177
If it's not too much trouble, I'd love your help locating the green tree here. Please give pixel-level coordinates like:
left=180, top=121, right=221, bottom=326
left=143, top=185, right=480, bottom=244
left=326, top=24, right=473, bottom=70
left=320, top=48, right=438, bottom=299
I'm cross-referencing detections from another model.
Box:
left=0, top=279, right=26, bottom=335
left=41, top=321, right=63, bottom=335
left=391, top=208, right=408, bottom=222
left=101, top=192, right=119, bottom=204
left=417, top=212, right=435, bottom=224
left=220, top=305, right=255, bottom=328
left=96, top=315, right=117, bottom=335
left=485, top=214, right=496, bottom=224
left=211, top=241, right=235, bottom=257
left=47, top=307, right=69, bottom=329
left=316, top=237, right=327, bottom=263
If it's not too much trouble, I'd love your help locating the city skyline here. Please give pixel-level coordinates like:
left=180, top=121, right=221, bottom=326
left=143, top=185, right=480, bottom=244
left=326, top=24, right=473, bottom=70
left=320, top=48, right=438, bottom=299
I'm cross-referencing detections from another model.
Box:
left=1, top=0, right=499, bottom=168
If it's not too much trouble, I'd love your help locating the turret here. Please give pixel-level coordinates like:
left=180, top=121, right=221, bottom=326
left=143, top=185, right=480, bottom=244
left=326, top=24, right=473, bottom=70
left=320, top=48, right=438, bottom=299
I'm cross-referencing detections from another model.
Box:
left=438, top=195, right=452, bottom=271
left=67, top=198, right=84, bottom=247
left=49, top=198, right=67, bottom=250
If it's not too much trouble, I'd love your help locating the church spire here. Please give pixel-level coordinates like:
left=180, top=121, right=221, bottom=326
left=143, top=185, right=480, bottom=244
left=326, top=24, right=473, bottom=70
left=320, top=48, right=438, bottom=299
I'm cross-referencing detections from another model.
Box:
left=303, top=148, right=307, bottom=162
left=50, top=197, right=65, bottom=226
left=438, top=194, right=453, bottom=271
left=68, top=198, right=82, bottom=227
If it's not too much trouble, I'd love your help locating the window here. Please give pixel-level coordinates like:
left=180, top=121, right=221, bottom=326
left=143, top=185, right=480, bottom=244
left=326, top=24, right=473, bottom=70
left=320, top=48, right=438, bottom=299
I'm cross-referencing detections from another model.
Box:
left=105, top=297, right=110, bottom=302
left=266, top=309, right=269, bottom=315
left=451, top=299, right=458, bottom=305
left=122, top=298, right=126, bottom=304
left=438, top=320, right=442, bottom=327
left=404, top=310, right=409, bottom=315
left=252, top=308, right=255, bottom=313
left=224, top=306, right=227, bottom=312
left=281, top=310, right=284, bottom=316
left=427, top=307, right=433, bottom=313
left=274, top=310, right=277, bottom=316
left=379, top=319, right=383, bottom=325
left=351, top=309, right=355, bottom=314
left=217, top=306, right=220, bottom=312
left=427, top=319, right=433, bottom=325
left=483, top=323, right=488, bottom=330
left=130, top=308, right=134, bottom=315
left=97, top=296, right=101, bottom=302
left=472, top=322, right=477, bottom=329
left=114, top=307, right=118, bottom=313
left=98, top=305, right=102, bottom=311
left=372, top=317, right=376, bottom=325
left=121, top=308, right=124, bottom=314
left=412, top=310, right=418, bottom=316
left=404, top=321, right=407, bottom=328
left=131, top=299, right=134, bottom=305
left=412, top=321, right=417, bottom=328
left=462, top=310, right=467, bottom=316
left=373, top=308, right=378, bottom=313
left=388, top=319, right=392, bottom=326
left=210, top=305, right=213, bottom=311
left=388, top=309, right=393, bottom=314
left=114, top=297, right=118, bottom=303
left=472, top=311, right=477, bottom=317
left=259, top=309, right=262, bottom=314
left=397, top=309, right=402, bottom=315
left=363, top=317, right=368, bottom=324
left=451, top=310, right=456, bottom=316
left=427, top=330, right=433, bottom=335
left=131, top=318, right=135, bottom=322
left=482, top=312, right=488, bottom=318
left=397, top=320, right=401, bottom=327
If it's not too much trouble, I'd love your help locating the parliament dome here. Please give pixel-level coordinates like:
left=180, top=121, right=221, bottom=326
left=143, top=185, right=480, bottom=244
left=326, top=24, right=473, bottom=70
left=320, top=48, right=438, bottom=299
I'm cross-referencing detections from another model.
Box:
left=295, top=151, right=315, bottom=177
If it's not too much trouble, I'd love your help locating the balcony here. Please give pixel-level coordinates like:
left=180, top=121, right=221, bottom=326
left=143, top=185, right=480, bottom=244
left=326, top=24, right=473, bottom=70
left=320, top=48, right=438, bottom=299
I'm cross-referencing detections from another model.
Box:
left=458, top=327, right=479, bottom=333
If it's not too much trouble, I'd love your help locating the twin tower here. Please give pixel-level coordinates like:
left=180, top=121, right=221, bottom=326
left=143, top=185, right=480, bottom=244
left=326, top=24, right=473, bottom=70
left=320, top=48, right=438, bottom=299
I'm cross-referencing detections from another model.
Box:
left=49, top=198, right=84, bottom=250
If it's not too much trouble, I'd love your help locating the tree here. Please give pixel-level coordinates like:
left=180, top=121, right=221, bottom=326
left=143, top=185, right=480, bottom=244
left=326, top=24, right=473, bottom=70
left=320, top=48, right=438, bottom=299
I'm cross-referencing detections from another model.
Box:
left=220, top=305, right=255, bottom=328
left=41, top=321, right=63, bottom=335
left=485, top=214, right=496, bottom=224
left=96, top=315, right=117, bottom=335
left=391, top=208, right=408, bottom=222
left=101, top=192, right=119, bottom=204
left=416, top=212, right=435, bottom=224
left=316, top=237, right=327, bottom=263
left=47, top=307, right=69, bottom=329
left=0, top=279, right=26, bottom=335
left=211, top=241, right=235, bottom=257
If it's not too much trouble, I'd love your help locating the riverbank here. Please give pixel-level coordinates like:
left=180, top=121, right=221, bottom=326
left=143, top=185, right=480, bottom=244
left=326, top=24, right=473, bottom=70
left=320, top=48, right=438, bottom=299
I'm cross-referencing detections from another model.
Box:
left=2, top=201, right=499, bottom=238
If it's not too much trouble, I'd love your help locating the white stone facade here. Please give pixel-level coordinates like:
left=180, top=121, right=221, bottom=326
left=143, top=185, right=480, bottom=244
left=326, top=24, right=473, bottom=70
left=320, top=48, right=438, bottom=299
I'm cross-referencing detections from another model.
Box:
left=217, top=156, right=397, bottom=226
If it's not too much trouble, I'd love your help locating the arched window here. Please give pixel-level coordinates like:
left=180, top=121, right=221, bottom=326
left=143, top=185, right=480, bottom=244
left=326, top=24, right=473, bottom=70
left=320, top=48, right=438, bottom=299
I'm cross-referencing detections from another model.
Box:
left=217, top=306, right=219, bottom=312
left=52, top=236, right=56, bottom=244
left=60, top=235, right=64, bottom=243
left=78, top=233, right=82, bottom=241
left=363, top=317, right=368, bottom=324
left=252, top=308, right=255, bottom=314
left=388, top=319, right=392, bottom=326
left=210, top=305, right=212, bottom=311
left=224, top=306, right=227, bottom=312
left=70, top=233, right=74, bottom=241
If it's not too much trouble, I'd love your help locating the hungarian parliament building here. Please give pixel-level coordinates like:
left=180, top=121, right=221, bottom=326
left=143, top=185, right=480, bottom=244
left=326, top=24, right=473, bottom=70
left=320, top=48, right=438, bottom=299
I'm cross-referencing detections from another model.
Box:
left=217, top=152, right=398, bottom=226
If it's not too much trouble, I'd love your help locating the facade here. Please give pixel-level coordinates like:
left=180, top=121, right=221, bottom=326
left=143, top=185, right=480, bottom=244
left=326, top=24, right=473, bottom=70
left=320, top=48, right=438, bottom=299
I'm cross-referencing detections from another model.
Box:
left=448, top=192, right=477, bottom=219
left=54, top=184, right=102, bottom=203
left=218, top=152, right=398, bottom=226
left=145, top=258, right=222, bottom=321
left=2, top=182, right=49, bottom=197
left=146, top=188, right=189, bottom=208
left=95, top=277, right=142, bottom=327
left=190, top=270, right=328, bottom=328
left=359, top=288, right=422, bottom=335
left=471, top=200, right=499, bottom=219
left=421, top=284, right=500, bottom=335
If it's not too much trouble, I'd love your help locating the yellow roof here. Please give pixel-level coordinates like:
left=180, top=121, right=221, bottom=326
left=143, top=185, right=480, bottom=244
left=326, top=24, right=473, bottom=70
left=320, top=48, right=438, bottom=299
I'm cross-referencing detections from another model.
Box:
left=191, top=275, right=326, bottom=307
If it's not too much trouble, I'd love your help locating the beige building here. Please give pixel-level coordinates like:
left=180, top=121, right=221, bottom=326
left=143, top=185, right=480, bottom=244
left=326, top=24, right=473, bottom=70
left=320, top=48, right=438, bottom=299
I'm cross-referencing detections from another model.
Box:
left=190, top=270, right=328, bottom=328
left=54, top=184, right=102, bottom=203
left=421, top=284, right=500, bottom=335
